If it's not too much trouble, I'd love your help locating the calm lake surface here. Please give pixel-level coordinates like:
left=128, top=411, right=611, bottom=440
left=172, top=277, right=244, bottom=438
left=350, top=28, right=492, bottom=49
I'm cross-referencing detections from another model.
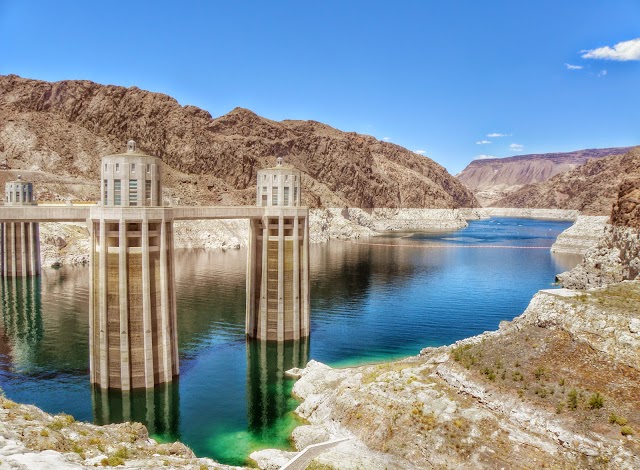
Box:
left=0, top=217, right=579, bottom=465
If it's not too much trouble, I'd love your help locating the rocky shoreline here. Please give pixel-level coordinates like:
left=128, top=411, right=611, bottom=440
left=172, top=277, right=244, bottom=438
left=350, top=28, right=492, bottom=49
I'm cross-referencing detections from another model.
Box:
left=251, top=282, right=640, bottom=469
left=0, top=393, right=245, bottom=469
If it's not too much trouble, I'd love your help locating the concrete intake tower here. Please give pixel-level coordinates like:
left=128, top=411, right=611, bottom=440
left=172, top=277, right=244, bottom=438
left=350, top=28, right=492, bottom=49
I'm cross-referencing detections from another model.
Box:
left=246, top=157, right=310, bottom=341
left=1, top=176, right=40, bottom=277
left=89, top=141, right=178, bottom=390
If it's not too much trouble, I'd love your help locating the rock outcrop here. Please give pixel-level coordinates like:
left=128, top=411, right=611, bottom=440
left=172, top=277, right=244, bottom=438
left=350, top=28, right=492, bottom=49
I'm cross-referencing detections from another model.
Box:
left=550, top=215, right=609, bottom=255
left=492, top=147, right=640, bottom=214
left=457, top=147, right=631, bottom=206
left=558, top=180, right=640, bottom=289
left=0, top=394, right=245, bottom=469
left=0, top=74, right=477, bottom=210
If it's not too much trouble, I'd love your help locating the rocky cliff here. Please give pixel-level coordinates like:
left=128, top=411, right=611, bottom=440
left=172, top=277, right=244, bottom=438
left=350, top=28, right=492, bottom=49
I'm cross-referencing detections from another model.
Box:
left=558, top=179, right=640, bottom=289
left=457, top=147, right=631, bottom=206
left=0, top=74, right=477, bottom=209
left=491, top=147, right=640, bottom=214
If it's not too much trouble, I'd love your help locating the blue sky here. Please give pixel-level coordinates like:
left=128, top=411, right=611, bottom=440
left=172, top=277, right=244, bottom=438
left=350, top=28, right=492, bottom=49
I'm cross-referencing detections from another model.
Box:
left=1, top=0, right=638, bottom=174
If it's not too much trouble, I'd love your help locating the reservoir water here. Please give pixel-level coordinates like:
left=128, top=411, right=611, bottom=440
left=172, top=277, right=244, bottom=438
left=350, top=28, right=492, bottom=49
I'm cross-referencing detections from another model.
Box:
left=0, top=217, right=579, bottom=465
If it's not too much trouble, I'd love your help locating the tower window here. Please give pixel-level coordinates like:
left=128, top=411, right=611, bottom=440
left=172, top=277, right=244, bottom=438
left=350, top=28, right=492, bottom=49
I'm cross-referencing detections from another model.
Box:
left=272, top=188, right=278, bottom=205
left=283, top=187, right=289, bottom=205
left=293, top=187, right=298, bottom=204
left=129, top=180, right=138, bottom=206
left=104, top=179, right=108, bottom=204
left=131, top=163, right=136, bottom=172
left=114, top=180, right=121, bottom=205
left=115, top=163, right=120, bottom=172
left=145, top=180, right=151, bottom=204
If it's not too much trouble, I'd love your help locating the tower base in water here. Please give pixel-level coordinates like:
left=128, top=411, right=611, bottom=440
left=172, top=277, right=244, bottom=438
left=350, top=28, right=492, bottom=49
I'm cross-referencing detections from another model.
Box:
left=245, top=212, right=310, bottom=341
left=1, top=222, right=40, bottom=277
left=89, top=208, right=178, bottom=390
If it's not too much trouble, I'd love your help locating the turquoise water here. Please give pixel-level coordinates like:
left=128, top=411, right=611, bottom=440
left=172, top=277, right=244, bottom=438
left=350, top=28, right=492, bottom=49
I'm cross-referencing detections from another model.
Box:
left=0, top=217, right=578, bottom=465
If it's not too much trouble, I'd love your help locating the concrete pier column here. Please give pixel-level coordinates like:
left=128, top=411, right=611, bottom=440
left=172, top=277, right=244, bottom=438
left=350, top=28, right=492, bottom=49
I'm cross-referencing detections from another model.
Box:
left=246, top=157, right=310, bottom=341
left=89, top=142, right=178, bottom=390
left=302, top=214, right=310, bottom=336
left=0, top=222, right=40, bottom=278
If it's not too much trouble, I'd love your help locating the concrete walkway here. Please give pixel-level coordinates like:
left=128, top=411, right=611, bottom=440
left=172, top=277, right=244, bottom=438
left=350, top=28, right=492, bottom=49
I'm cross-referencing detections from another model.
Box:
left=281, top=437, right=351, bottom=470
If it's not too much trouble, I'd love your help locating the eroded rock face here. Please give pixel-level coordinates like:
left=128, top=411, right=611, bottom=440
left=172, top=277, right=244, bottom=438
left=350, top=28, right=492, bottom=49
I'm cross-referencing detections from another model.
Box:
left=558, top=180, right=640, bottom=289
left=0, top=74, right=477, bottom=210
left=611, top=179, right=640, bottom=230
left=550, top=215, right=609, bottom=255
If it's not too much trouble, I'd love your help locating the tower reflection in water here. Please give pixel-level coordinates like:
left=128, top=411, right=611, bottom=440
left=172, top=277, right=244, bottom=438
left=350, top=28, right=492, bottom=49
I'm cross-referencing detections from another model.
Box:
left=0, top=277, right=43, bottom=372
left=92, top=383, right=180, bottom=440
left=246, top=338, right=309, bottom=439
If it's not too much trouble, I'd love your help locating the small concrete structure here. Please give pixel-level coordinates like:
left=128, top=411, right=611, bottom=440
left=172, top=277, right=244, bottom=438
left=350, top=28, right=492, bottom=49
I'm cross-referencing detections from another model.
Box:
left=1, top=176, right=40, bottom=277
left=246, top=157, right=310, bottom=340
left=89, top=141, right=178, bottom=390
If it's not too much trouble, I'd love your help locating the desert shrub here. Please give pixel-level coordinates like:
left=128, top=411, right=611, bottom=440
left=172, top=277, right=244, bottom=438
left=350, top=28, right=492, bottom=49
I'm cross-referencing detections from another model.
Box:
left=609, top=413, right=628, bottom=426
left=588, top=392, right=604, bottom=410
left=567, top=389, right=578, bottom=410
left=534, top=366, right=546, bottom=380
left=113, top=447, right=129, bottom=459
left=621, top=426, right=635, bottom=436
left=101, top=456, right=125, bottom=467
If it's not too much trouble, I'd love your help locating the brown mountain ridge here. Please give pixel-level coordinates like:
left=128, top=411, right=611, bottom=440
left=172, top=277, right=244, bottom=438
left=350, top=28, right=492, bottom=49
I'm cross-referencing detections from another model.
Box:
left=492, top=146, right=640, bottom=214
left=0, top=74, right=477, bottom=209
left=457, top=147, right=633, bottom=206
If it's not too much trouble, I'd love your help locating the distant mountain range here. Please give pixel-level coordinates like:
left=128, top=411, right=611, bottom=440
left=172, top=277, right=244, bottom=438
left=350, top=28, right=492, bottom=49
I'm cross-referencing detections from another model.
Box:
left=491, top=146, right=640, bottom=214
left=457, top=147, right=634, bottom=206
left=0, top=74, right=477, bottom=209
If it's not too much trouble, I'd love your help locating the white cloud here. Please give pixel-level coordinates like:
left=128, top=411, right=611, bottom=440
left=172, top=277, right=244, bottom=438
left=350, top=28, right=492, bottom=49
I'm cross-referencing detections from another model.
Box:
left=564, top=63, right=583, bottom=70
left=476, top=140, right=492, bottom=145
left=383, top=137, right=391, bottom=142
left=413, top=149, right=426, bottom=155
left=510, top=143, right=524, bottom=152
left=581, top=37, right=640, bottom=61
left=474, top=154, right=498, bottom=160
left=487, top=133, right=508, bottom=138
left=597, top=69, right=608, bottom=77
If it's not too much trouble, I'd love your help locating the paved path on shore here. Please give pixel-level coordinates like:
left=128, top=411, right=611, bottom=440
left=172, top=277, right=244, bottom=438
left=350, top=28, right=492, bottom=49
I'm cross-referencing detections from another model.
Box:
left=281, top=438, right=351, bottom=470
